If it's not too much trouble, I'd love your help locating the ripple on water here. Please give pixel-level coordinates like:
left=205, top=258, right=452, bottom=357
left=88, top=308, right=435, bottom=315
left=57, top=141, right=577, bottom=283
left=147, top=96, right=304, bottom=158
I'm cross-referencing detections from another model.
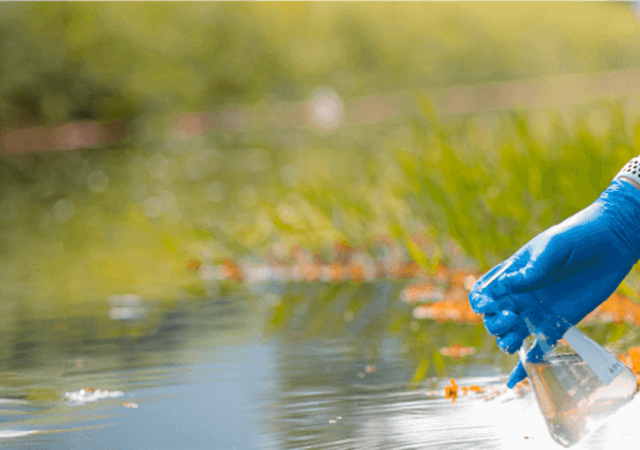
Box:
left=262, top=375, right=581, bottom=450
left=0, top=430, right=40, bottom=440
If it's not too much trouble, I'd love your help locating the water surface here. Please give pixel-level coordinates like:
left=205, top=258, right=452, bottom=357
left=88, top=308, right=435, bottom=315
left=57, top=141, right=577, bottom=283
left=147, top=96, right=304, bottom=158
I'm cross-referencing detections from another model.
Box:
left=0, top=282, right=638, bottom=450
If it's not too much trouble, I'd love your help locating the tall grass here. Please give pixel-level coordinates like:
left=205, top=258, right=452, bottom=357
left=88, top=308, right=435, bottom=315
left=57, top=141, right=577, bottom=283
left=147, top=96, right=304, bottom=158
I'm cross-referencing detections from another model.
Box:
left=269, top=95, right=640, bottom=307
left=395, top=96, right=640, bottom=268
left=3, top=98, right=640, bottom=303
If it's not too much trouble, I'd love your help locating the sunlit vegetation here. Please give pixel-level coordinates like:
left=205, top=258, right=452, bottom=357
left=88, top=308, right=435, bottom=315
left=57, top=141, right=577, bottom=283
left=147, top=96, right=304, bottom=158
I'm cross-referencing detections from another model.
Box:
left=3, top=2, right=640, bottom=303
left=2, top=3, right=640, bottom=126
left=3, top=2, right=640, bottom=391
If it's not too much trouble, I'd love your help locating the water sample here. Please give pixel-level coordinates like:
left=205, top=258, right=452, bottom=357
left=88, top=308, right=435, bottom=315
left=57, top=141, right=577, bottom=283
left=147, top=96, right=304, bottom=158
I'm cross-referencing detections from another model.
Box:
left=479, top=261, right=638, bottom=447
left=523, top=342, right=637, bottom=447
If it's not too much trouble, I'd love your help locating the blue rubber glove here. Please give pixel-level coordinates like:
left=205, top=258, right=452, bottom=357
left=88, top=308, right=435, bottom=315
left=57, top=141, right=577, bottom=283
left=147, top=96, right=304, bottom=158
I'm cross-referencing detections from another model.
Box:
left=469, top=178, right=640, bottom=388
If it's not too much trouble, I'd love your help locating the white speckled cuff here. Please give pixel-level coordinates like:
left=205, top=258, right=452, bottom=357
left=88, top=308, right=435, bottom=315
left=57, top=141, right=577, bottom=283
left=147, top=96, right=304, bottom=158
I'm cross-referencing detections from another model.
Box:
left=615, top=157, right=640, bottom=186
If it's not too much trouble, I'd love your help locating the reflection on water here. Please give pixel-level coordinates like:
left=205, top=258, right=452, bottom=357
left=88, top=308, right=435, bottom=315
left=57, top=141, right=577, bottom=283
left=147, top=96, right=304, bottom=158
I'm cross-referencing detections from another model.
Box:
left=0, top=282, right=638, bottom=449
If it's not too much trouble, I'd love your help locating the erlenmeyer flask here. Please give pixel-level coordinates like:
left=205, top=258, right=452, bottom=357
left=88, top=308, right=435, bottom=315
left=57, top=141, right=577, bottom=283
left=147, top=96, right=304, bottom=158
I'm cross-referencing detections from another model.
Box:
left=480, top=261, right=638, bottom=447
left=521, top=335, right=637, bottom=448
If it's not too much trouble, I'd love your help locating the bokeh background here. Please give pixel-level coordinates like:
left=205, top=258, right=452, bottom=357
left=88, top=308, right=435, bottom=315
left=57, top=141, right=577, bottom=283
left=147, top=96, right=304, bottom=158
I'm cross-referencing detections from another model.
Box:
left=6, top=4, right=640, bottom=447
left=4, top=2, right=640, bottom=301
left=4, top=1, right=640, bottom=407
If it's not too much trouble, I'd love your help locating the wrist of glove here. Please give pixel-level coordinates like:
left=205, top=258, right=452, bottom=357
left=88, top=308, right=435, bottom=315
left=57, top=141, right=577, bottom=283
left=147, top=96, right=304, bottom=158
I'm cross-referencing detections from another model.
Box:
left=469, top=176, right=640, bottom=387
left=598, top=177, right=640, bottom=261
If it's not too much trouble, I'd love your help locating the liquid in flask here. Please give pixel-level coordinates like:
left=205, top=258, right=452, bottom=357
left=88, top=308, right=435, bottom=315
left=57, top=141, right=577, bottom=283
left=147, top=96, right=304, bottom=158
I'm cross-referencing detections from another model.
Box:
left=522, top=336, right=637, bottom=447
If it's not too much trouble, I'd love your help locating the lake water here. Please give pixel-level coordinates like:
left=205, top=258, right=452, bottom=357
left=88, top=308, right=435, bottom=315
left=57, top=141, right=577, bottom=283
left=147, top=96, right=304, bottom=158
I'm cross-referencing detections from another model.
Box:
left=0, top=281, right=638, bottom=450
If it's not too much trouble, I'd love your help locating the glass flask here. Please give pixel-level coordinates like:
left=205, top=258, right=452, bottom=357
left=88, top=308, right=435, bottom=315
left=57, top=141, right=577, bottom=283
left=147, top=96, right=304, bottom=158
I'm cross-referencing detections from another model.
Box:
left=521, top=335, right=637, bottom=448
left=480, top=261, right=638, bottom=447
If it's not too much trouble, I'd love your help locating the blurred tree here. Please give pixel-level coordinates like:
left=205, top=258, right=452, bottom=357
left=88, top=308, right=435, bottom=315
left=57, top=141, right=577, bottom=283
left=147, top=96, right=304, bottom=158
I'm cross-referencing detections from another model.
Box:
left=1, top=3, right=640, bottom=128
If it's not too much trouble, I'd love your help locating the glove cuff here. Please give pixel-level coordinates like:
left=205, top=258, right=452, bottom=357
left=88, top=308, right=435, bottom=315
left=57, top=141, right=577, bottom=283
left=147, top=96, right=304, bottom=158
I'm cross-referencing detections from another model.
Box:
left=600, top=167, right=640, bottom=262
left=614, top=157, right=640, bottom=186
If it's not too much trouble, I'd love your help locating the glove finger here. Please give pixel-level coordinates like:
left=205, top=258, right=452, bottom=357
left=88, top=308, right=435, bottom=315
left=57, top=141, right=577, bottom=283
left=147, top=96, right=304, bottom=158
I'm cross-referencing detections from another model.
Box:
left=524, top=340, right=548, bottom=364
left=496, top=321, right=530, bottom=354
left=470, top=291, right=519, bottom=315
left=522, top=310, right=568, bottom=345
left=483, top=310, right=519, bottom=337
left=505, top=340, right=549, bottom=389
left=471, top=261, right=512, bottom=293
left=469, top=292, right=499, bottom=315
left=507, top=361, right=527, bottom=389
left=469, top=259, right=519, bottom=314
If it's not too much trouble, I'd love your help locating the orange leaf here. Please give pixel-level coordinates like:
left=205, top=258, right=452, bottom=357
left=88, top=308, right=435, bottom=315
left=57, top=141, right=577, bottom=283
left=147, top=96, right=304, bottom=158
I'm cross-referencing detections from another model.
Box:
left=444, top=378, right=458, bottom=404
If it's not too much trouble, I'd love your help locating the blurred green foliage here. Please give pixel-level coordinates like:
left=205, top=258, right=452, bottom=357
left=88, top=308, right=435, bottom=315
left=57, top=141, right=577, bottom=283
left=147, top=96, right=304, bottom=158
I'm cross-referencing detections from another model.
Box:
left=2, top=2, right=640, bottom=126
left=4, top=2, right=640, bottom=303
left=4, top=100, right=640, bottom=302
left=4, top=2, right=640, bottom=404
left=394, top=97, right=640, bottom=268
left=274, top=98, right=640, bottom=275
left=0, top=121, right=416, bottom=302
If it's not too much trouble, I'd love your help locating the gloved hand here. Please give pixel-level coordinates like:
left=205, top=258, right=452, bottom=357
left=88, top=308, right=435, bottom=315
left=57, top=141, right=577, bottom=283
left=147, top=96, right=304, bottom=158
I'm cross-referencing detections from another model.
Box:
left=469, top=178, right=640, bottom=388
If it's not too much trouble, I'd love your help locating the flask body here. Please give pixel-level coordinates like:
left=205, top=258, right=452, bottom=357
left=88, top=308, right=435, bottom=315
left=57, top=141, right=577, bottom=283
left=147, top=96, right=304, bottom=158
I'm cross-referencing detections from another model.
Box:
left=523, top=341, right=637, bottom=447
